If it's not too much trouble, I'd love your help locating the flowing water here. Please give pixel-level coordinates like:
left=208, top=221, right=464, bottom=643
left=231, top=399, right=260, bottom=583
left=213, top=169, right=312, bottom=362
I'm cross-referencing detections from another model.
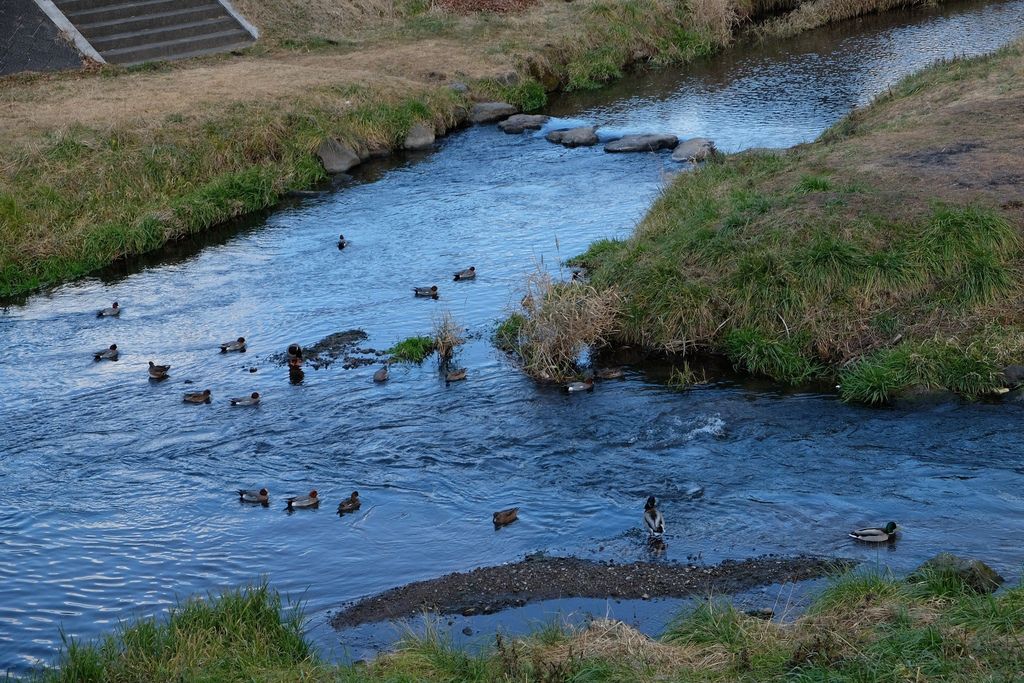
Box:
left=2, top=0, right=1024, bottom=673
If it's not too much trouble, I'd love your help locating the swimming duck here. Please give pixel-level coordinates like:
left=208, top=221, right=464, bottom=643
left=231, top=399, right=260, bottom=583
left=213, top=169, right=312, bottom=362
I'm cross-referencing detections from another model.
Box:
left=94, top=344, right=118, bottom=361
left=643, top=496, right=665, bottom=537
left=373, top=363, right=389, bottom=383
left=285, top=490, right=319, bottom=510
left=337, top=491, right=361, bottom=515
left=238, top=488, right=269, bottom=504
left=565, top=378, right=594, bottom=393
left=453, top=266, right=476, bottom=281
left=849, top=521, right=898, bottom=543
left=148, top=361, right=171, bottom=379
left=287, top=343, right=303, bottom=361
left=446, top=368, right=467, bottom=383
left=97, top=301, right=120, bottom=317
left=493, top=507, right=519, bottom=527
left=230, top=392, right=261, bottom=406
left=220, top=337, right=246, bottom=353
left=183, top=389, right=212, bottom=404
left=337, top=234, right=348, bottom=249
left=596, top=367, right=625, bottom=380
left=413, top=285, right=439, bottom=298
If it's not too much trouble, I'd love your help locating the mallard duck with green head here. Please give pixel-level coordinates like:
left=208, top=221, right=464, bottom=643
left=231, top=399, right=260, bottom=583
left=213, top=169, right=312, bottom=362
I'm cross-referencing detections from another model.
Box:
left=849, top=522, right=898, bottom=543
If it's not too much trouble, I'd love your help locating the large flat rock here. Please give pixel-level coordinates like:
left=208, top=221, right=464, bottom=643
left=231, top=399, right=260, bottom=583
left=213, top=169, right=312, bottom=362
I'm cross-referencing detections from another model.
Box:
left=470, top=102, right=519, bottom=124
left=404, top=122, right=435, bottom=150
left=316, top=138, right=360, bottom=174
left=546, top=126, right=599, bottom=147
left=498, top=114, right=551, bottom=133
left=604, top=133, right=678, bottom=153
left=672, top=137, right=717, bottom=162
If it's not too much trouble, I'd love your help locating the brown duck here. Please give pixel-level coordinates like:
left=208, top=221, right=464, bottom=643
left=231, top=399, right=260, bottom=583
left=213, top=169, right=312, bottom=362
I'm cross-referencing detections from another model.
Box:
left=493, top=507, right=519, bottom=527
left=337, top=491, right=361, bottom=515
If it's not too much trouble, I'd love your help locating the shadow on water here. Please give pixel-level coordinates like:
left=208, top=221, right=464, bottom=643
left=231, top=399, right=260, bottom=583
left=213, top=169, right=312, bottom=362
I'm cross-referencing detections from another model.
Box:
left=1, top=0, right=1024, bottom=673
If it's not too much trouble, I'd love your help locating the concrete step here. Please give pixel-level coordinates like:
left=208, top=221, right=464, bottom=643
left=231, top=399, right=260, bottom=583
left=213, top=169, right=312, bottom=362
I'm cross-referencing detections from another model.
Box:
left=77, top=4, right=226, bottom=40
left=59, top=0, right=212, bottom=24
left=88, top=16, right=237, bottom=51
left=101, top=27, right=253, bottom=64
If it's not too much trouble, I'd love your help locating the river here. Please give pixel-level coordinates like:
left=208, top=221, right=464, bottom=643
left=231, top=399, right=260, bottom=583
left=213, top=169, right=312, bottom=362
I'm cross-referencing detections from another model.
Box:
left=1, top=0, right=1023, bottom=673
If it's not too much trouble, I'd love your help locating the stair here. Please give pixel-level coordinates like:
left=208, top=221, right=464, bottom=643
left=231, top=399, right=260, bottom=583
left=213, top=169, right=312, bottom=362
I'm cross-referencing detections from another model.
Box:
left=52, top=0, right=255, bottom=65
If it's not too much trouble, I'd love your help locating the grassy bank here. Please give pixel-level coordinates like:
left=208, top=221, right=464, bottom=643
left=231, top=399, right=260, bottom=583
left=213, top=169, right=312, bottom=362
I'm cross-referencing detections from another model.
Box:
left=40, top=566, right=1024, bottom=681
left=561, top=38, right=1024, bottom=404
left=0, top=0, right=951, bottom=298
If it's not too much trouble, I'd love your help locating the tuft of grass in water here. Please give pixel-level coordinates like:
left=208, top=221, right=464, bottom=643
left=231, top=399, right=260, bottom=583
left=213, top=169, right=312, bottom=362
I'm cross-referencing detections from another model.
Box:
left=474, top=77, right=547, bottom=112
left=724, top=328, right=822, bottom=384
left=663, top=600, right=750, bottom=647
left=432, top=310, right=465, bottom=361
left=388, top=336, right=436, bottom=363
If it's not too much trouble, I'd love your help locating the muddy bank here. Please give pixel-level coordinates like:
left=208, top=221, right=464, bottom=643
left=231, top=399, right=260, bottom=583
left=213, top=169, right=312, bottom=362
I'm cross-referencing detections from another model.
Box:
left=331, top=554, right=851, bottom=628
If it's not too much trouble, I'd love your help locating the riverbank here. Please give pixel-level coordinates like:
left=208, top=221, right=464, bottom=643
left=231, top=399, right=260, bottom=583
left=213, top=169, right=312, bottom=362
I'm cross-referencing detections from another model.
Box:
left=565, top=36, right=1024, bottom=404
left=40, top=562, right=1024, bottom=681
left=1, top=0, right=954, bottom=299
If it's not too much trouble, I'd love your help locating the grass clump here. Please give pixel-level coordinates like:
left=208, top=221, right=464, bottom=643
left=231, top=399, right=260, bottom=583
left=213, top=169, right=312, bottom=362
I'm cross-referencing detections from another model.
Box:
left=388, top=335, right=436, bottom=363
left=433, top=310, right=466, bottom=362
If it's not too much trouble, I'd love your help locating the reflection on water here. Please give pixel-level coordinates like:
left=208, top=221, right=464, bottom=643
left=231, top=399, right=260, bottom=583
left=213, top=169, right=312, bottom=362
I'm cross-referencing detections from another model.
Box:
left=2, top=0, right=1024, bottom=673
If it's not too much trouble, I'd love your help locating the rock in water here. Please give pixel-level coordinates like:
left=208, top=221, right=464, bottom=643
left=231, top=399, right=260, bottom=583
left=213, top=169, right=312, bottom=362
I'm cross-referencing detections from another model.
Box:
left=404, top=123, right=435, bottom=150
left=545, top=126, right=599, bottom=148
left=316, top=138, right=360, bottom=174
left=470, top=102, right=519, bottom=124
left=498, top=114, right=551, bottom=133
left=604, top=134, right=678, bottom=153
left=672, top=137, right=717, bottom=162
left=910, top=553, right=1004, bottom=594
left=1000, top=364, right=1024, bottom=387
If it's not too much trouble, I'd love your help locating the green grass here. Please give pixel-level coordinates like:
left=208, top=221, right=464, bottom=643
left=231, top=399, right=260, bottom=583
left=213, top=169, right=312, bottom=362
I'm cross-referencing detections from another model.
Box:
left=388, top=335, right=436, bottom=363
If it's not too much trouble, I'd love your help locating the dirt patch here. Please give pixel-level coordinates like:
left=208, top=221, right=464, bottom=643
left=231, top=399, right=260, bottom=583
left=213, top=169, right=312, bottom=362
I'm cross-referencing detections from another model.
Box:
left=439, top=0, right=539, bottom=13
left=331, top=554, right=851, bottom=628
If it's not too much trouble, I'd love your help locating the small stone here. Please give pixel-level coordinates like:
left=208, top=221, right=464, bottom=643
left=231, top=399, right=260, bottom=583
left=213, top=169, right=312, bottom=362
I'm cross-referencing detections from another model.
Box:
left=404, top=122, right=435, bottom=150
left=604, top=133, right=678, bottom=153
left=470, top=102, right=519, bottom=124
left=449, top=81, right=469, bottom=93
left=462, top=626, right=473, bottom=636
left=461, top=607, right=477, bottom=617
left=316, top=138, right=360, bottom=174
left=672, top=137, right=717, bottom=162
left=641, top=593, right=650, bottom=600
left=498, top=114, right=550, bottom=134
left=249, top=367, right=257, bottom=373
left=545, top=126, right=599, bottom=148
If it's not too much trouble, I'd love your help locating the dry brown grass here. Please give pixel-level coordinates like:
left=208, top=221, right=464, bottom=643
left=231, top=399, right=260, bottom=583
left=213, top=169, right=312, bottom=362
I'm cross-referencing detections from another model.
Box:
left=757, top=0, right=930, bottom=38
left=432, top=309, right=466, bottom=361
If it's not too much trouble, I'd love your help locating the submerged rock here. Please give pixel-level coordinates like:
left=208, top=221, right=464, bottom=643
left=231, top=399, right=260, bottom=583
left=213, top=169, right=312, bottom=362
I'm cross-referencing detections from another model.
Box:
left=910, top=553, right=1004, bottom=594
left=404, top=122, right=435, bottom=150
left=672, top=137, right=717, bottom=162
left=605, top=134, right=678, bottom=153
left=1000, top=364, right=1024, bottom=388
left=546, top=126, right=599, bottom=148
left=498, top=114, right=551, bottom=133
left=470, top=102, right=518, bottom=124
left=316, top=138, right=360, bottom=174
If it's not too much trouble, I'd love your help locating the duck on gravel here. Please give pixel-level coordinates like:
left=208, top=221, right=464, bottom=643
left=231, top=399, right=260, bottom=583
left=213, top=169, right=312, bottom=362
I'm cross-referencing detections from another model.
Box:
left=238, top=488, right=269, bottom=504
left=849, top=521, right=898, bottom=543
left=183, top=389, right=212, bottom=404
left=97, top=302, right=120, bottom=317
left=230, top=392, right=260, bottom=406
left=285, top=490, right=319, bottom=510
left=644, top=496, right=665, bottom=538
left=337, top=491, right=361, bottom=515
left=94, top=344, right=118, bottom=361
left=220, top=337, right=246, bottom=353
left=413, top=285, right=439, bottom=298
left=453, top=266, right=476, bottom=281
left=493, top=507, right=519, bottom=527
left=148, top=361, right=170, bottom=380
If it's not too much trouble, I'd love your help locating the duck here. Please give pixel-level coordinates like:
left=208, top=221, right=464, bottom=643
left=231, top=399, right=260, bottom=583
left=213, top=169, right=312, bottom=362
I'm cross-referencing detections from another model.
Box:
left=287, top=343, right=303, bottom=361
left=230, top=392, right=260, bottom=406
left=337, top=491, right=361, bottom=515
left=413, top=285, right=439, bottom=298
left=453, top=266, right=476, bottom=281
left=849, top=521, right=898, bottom=543
left=97, top=301, right=120, bottom=317
left=183, top=389, right=212, bottom=404
left=565, top=378, right=594, bottom=393
left=373, top=363, right=389, bottom=383
left=285, top=490, right=319, bottom=510
left=446, top=368, right=467, bottom=383
left=238, top=488, right=269, bottom=504
left=220, top=337, right=246, bottom=353
left=94, top=344, right=118, bottom=361
left=643, top=496, right=665, bottom=537
left=148, top=361, right=171, bottom=379
left=596, top=367, right=625, bottom=380
left=493, top=507, right=519, bottom=527
left=337, top=234, right=348, bottom=249
left=521, top=294, right=534, bottom=309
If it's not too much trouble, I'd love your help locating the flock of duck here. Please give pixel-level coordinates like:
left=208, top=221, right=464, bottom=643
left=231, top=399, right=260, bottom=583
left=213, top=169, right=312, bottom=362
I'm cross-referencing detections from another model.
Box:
left=92, top=262, right=901, bottom=543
